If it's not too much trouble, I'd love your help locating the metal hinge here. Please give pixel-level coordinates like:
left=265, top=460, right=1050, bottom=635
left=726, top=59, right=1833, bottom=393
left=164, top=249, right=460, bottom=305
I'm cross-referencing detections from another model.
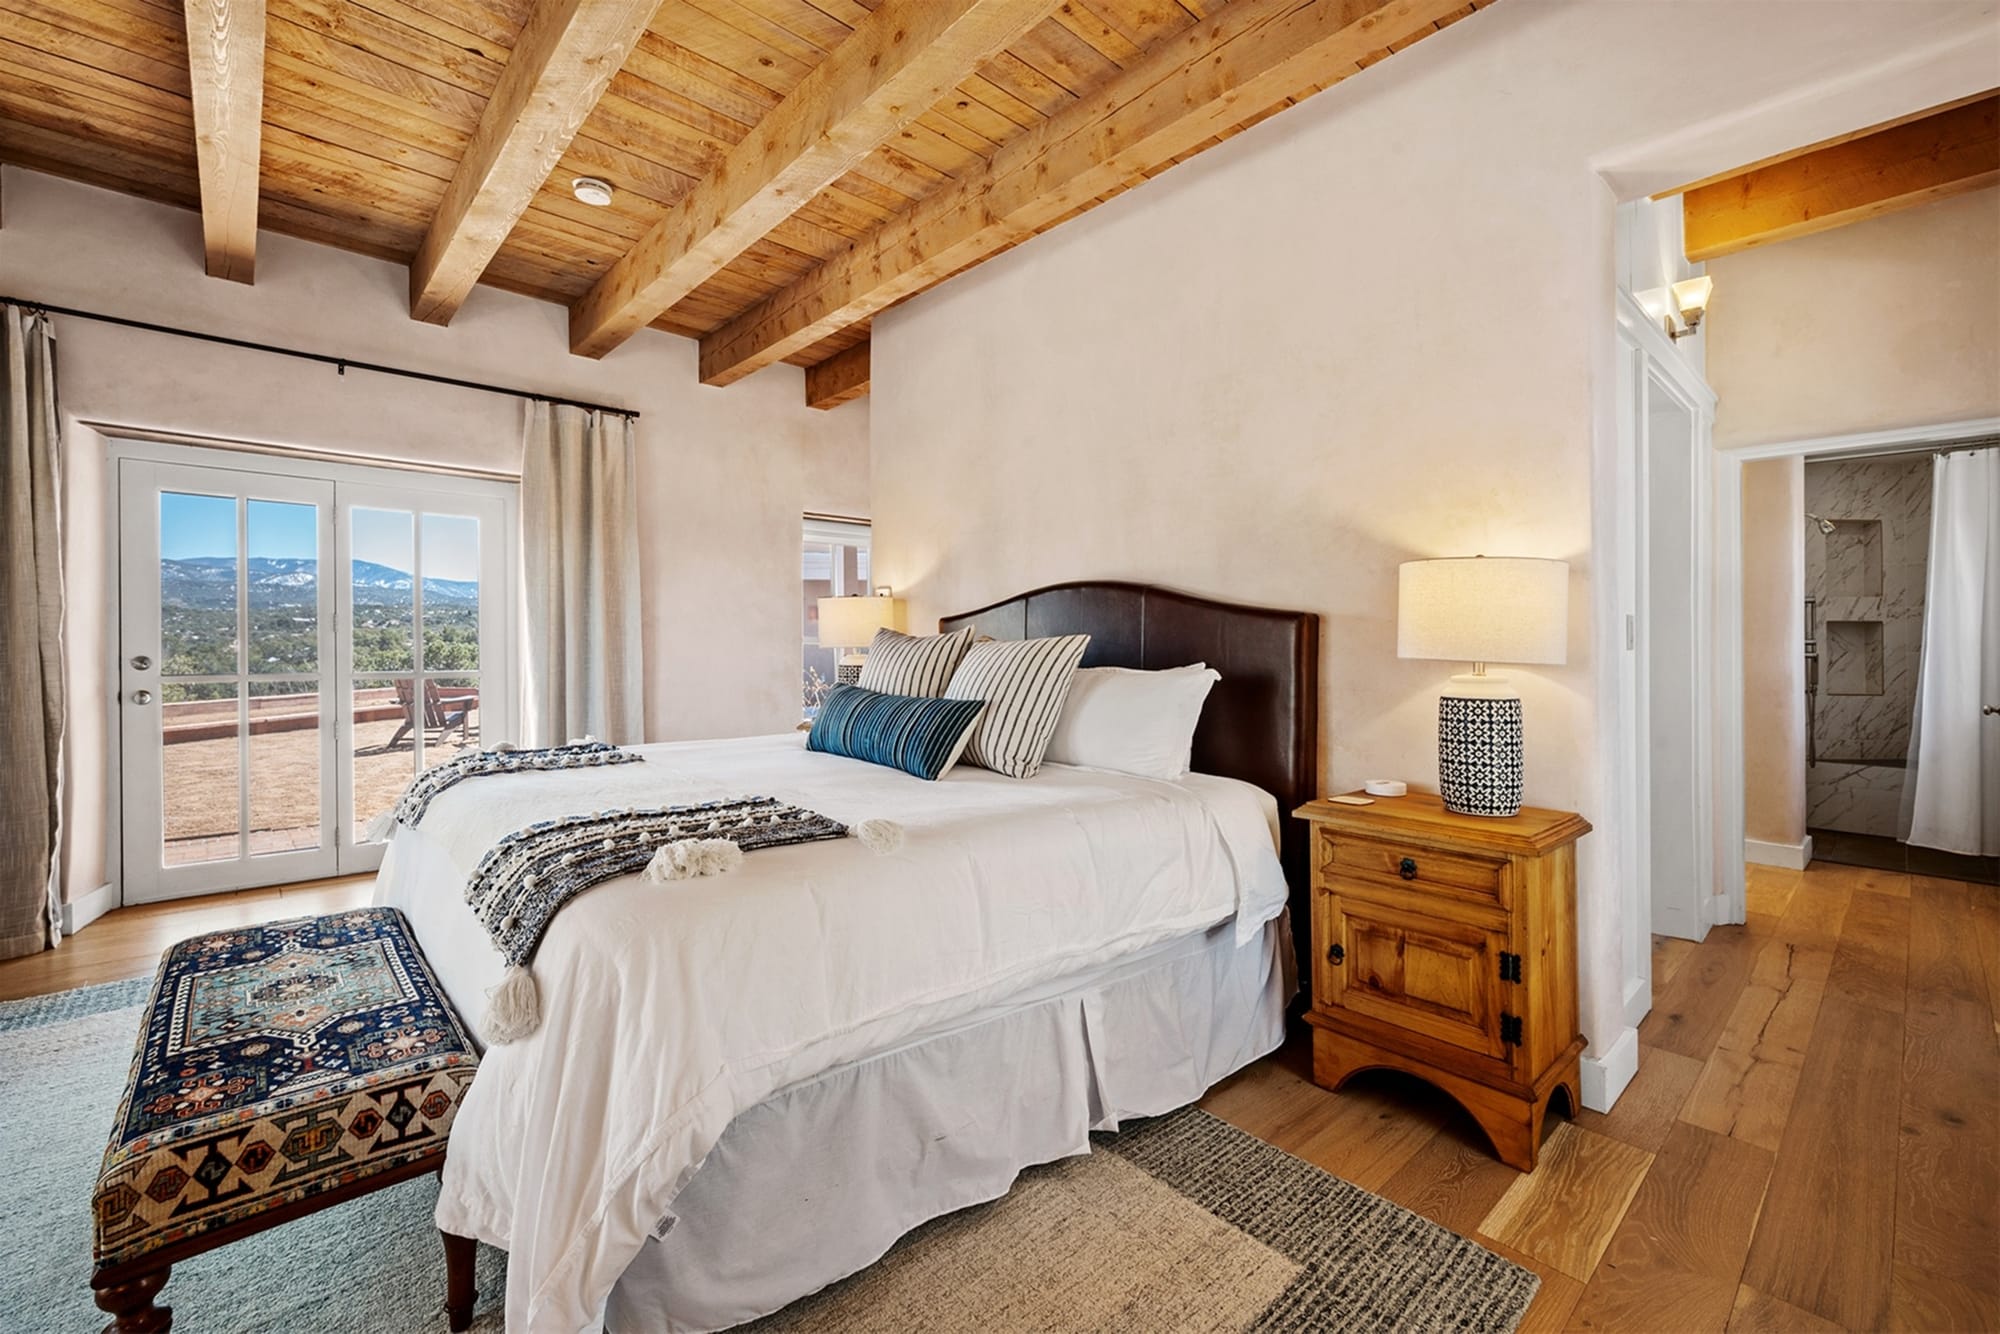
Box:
left=1498, top=951, right=1522, bottom=984
left=1499, top=1013, right=1523, bottom=1046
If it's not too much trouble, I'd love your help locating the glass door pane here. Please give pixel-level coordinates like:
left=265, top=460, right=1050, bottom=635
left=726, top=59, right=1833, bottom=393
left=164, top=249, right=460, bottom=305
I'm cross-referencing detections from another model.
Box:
left=345, top=504, right=492, bottom=851
left=421, top=511, right=483, bottom=762
left=158, top=491, right=242, bottom=866
left=246, top=499, right=322, bottom=855
left=350, top=507, right=418, bottom=843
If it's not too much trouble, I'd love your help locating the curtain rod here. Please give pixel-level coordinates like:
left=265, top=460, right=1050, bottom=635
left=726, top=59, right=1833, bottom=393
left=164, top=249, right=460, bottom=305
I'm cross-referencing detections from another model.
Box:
left=1814, top=435, right=2000, bottom=465
left=5, top=294, right=640, bottom=421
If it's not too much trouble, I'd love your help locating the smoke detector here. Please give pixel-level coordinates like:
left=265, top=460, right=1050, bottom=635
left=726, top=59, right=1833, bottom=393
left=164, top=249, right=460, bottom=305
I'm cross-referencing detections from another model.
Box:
left=571, top=177, right=615, bottom=207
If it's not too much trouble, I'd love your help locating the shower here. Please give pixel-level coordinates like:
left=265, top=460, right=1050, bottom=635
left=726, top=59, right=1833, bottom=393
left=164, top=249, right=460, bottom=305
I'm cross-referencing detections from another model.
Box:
left=1806, top=512, right=1836, bottom=535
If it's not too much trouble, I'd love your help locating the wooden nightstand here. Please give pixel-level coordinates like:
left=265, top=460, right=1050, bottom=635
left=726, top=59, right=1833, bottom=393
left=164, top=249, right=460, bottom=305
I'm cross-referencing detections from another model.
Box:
left=1294, top=793, right=1591, bottom=1171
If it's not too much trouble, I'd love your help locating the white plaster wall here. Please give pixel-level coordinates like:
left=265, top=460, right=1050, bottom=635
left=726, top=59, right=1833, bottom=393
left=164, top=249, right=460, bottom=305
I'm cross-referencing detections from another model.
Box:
left=1, top=167, right=869, bottom=902
left=1708, top=188, right=2000, bottom=451
left=866, top=0, right=1997, bottom=1075
left=1740, top=456, right=1806, bottom=848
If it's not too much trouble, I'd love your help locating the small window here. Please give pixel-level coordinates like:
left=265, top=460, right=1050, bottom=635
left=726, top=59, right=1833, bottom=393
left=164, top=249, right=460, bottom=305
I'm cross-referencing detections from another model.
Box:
left=803, top=516, right=871, bottom=720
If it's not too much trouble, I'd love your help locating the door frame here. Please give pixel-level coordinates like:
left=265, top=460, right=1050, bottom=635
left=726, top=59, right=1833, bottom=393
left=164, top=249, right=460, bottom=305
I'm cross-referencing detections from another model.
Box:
left=1615, top=292, right=1721, bottom=977
left=106, top=436, right=519, bottom=902
left=1711, top=414, right=2000, bottom=892
left=117, top=459, right=341, bottom=900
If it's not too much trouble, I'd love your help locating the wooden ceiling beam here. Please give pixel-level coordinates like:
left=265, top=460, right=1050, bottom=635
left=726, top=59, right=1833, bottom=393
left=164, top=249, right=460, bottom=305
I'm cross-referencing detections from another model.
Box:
left=804, top=339, right=870, bottom=409
left=567, top=0, right=1063, bottom=360
left=697, top=0, right=1483, bottom=388
left=409, top=0, right=661, bottom=326
left=1682, top=94, right=1999, bottom=262
left=182, top=0, right=266, bottom=283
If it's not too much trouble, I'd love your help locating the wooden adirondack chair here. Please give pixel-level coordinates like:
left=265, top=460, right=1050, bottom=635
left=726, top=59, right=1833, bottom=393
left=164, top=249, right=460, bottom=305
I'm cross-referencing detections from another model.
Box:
left=387, top=679, right=478, bottom=749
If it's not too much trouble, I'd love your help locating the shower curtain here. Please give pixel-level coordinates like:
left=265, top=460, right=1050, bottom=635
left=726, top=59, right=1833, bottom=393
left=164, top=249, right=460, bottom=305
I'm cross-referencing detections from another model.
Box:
left=1900, top=447, right=1999, bottom=856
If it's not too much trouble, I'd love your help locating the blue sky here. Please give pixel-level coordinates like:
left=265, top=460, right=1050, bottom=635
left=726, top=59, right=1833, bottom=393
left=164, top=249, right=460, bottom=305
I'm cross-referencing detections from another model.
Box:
left=160, top=493, right=480, bottom=581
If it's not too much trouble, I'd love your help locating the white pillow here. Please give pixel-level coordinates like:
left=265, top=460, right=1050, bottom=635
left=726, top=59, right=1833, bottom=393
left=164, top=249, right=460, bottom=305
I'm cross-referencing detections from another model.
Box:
left=1043, top=664, right=1220, bottom=781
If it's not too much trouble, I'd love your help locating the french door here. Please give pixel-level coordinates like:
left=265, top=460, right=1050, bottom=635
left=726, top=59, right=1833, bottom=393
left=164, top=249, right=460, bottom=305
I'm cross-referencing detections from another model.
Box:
left=118, top=450, right=515, bottom=903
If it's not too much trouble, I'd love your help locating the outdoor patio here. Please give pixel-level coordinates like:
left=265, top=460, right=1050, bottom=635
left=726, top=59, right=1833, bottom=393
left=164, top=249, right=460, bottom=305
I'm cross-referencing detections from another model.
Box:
left=159, top=701, right=480, bottom=865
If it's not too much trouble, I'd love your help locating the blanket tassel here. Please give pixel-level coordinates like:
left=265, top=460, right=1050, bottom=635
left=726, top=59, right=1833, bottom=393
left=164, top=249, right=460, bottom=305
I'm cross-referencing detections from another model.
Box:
left=856, top=819, right=904, bottom=854
left=484, top=964, right=542, bottom=1045
left=645, top=838, right=744, bottom=882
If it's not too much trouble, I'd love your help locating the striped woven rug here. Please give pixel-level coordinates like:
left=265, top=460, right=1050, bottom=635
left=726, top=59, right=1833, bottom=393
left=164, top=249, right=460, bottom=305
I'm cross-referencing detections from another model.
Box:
left=3, top=980, right=1535, bottom=1333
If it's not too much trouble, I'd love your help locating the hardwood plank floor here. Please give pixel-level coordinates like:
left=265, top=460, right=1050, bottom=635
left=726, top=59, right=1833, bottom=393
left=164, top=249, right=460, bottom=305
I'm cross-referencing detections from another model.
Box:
left=4, top=862, right=1995, bottom=1333
left=0, top=874, right=375, bottom=1002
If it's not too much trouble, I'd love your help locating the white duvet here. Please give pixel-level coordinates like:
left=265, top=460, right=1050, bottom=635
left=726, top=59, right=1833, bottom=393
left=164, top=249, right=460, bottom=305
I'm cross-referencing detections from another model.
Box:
left=373, top=732, right=1289, bottom=1333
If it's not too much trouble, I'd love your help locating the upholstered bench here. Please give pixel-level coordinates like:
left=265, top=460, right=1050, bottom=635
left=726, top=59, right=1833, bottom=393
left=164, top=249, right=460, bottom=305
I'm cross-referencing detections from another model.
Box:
left=90, top=908, right=481, bottom=1333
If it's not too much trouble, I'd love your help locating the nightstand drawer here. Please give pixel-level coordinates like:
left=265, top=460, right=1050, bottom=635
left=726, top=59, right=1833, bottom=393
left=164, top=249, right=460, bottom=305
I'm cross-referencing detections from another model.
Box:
left=1318, top=830, right=1507, bottom=907
left=1315, top=892, right=1510, bottom=1063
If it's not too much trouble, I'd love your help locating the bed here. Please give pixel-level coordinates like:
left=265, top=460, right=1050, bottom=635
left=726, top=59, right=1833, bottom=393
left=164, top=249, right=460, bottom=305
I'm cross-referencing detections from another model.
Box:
left=373, top=581, right=1320, bottom=1333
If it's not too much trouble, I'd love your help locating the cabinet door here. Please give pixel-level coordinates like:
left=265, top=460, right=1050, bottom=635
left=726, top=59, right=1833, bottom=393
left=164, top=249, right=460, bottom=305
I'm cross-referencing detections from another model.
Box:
left=1319, top=892, right=1510, bottom=1061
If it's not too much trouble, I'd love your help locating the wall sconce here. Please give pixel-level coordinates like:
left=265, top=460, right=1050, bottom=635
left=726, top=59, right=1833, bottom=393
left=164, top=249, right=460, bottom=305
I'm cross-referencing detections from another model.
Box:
left=1666, top=274, right=1713, bottom=341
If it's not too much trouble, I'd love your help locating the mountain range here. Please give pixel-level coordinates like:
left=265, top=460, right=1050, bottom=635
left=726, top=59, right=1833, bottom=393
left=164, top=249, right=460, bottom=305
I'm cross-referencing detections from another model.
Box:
left=161, top=557, right=478, bottom=608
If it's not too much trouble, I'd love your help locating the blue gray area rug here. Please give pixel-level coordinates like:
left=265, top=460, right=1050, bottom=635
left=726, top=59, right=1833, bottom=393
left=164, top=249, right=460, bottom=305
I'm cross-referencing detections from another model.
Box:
left=3, top=980, right=1537, bottom=1333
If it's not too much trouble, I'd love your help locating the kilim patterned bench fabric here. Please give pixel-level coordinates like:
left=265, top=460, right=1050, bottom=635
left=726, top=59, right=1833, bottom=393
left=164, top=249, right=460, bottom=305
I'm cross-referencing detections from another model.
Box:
left=90, top=908, right=480, bottom=1332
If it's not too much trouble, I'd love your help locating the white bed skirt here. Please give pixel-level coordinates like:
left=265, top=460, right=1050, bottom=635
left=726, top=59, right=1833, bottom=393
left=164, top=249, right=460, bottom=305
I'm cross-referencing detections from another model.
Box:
left=606, top=914, right=1294, bottom=1333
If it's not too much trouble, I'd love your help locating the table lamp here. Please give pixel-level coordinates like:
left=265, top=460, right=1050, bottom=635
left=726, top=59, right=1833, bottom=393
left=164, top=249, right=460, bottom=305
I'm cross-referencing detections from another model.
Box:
left=1397, top=556, right=1569, bottom=817
left=817, top=593, right=905, bottom=685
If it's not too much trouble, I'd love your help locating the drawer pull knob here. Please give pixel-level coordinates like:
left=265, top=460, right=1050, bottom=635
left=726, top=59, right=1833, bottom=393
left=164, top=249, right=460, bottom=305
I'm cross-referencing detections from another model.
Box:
left=1399, top=857, right=1418, bottom=880
left=1327, top=942, right=1345, bottom=965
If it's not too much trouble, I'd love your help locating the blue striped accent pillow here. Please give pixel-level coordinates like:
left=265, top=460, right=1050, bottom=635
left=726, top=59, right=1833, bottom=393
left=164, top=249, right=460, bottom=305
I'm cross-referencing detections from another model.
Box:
left=807, top=685, right=988, bottom=781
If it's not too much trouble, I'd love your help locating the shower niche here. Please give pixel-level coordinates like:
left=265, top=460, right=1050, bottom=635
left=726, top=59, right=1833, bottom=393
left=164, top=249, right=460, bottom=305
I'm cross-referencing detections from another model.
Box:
left=1824, top=620, right=1884, bottom=696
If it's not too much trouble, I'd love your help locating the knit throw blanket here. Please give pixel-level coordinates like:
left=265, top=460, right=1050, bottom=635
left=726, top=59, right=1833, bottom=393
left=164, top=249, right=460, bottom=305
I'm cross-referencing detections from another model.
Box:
left=472, top=798, right=851, bottom=1043
left=368, top=741, right=644, bottom=839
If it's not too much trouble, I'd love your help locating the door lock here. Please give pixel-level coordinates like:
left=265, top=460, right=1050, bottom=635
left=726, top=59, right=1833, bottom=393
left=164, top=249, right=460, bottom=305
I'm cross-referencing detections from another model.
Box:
left=130, top=655, right=152, bottom=671
left=131, top=689, right=153, bottom=705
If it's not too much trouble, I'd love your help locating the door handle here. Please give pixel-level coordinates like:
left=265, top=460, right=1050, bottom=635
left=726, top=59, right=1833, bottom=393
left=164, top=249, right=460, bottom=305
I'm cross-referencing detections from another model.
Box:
left=130, top=655, right=152, bottom=671
left=1985, top=705, right=1998, bottom=716
left=130, top=689, right=153, bottom=705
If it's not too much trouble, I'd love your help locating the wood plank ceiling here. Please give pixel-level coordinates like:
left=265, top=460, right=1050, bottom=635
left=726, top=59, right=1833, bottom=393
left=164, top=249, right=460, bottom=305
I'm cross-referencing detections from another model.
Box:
left=0, top=0, right=1494, bottom=406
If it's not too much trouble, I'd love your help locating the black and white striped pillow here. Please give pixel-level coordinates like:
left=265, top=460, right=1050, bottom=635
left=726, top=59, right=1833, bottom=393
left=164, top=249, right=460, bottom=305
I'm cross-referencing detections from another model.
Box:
left=944, top=635, right=1092, bottom=778
left=857, top=626, right=975, bottom=697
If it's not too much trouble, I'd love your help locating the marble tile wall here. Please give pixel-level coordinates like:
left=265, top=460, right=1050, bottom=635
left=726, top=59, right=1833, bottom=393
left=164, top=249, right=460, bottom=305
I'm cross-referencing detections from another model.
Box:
left=1804, top=454, right=1932, bottom=835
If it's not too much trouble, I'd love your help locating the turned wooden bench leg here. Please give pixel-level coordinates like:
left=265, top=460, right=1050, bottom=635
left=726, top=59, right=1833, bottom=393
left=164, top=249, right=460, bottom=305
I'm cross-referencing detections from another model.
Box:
left=442, top=1231, right=475, bottom=1332
left=93, top=1264, right=171, bottom=1333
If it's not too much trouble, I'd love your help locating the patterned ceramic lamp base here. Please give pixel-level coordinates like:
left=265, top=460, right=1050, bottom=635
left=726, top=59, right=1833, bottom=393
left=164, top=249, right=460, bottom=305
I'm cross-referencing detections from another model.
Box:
left=836, top=659, right=864, bottom=686
left=1437, top=695, right=1525, bottom=817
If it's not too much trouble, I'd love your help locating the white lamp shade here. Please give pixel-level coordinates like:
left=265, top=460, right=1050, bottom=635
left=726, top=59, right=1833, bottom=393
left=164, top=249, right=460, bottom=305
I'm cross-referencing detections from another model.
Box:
left=1397, top=557, right=1569, bottom=666
left=817, top=595, right=904, bottom=648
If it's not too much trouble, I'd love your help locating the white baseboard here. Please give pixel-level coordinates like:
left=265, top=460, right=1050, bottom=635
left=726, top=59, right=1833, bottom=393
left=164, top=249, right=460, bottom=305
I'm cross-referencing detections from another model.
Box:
left=61, top=881, right=119, bottom=935
left=1579, top=1025, right=1640, bottom=1113
left=1745, top=835, right=1812, bottom=870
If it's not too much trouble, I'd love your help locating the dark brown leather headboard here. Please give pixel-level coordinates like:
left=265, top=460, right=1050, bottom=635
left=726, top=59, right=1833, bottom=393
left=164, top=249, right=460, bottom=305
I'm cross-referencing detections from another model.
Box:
left=941, top=581, right=1320, bottom=982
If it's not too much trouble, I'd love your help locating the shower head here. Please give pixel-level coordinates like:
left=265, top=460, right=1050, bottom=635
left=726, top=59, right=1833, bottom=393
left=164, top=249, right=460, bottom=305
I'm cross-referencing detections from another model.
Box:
left=1806, top=512, right=1836, bottom=535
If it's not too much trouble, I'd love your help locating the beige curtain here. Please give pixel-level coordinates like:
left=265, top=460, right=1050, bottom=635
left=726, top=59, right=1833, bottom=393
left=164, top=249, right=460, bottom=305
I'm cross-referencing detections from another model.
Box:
left=521, top=402, right=643, bottom=746
left=1, top=305, right=65, bottom=959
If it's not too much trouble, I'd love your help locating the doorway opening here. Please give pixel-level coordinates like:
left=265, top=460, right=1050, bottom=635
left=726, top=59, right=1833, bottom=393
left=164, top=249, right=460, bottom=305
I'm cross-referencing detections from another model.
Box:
left=1801, top=444, right=1999, bottom=884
